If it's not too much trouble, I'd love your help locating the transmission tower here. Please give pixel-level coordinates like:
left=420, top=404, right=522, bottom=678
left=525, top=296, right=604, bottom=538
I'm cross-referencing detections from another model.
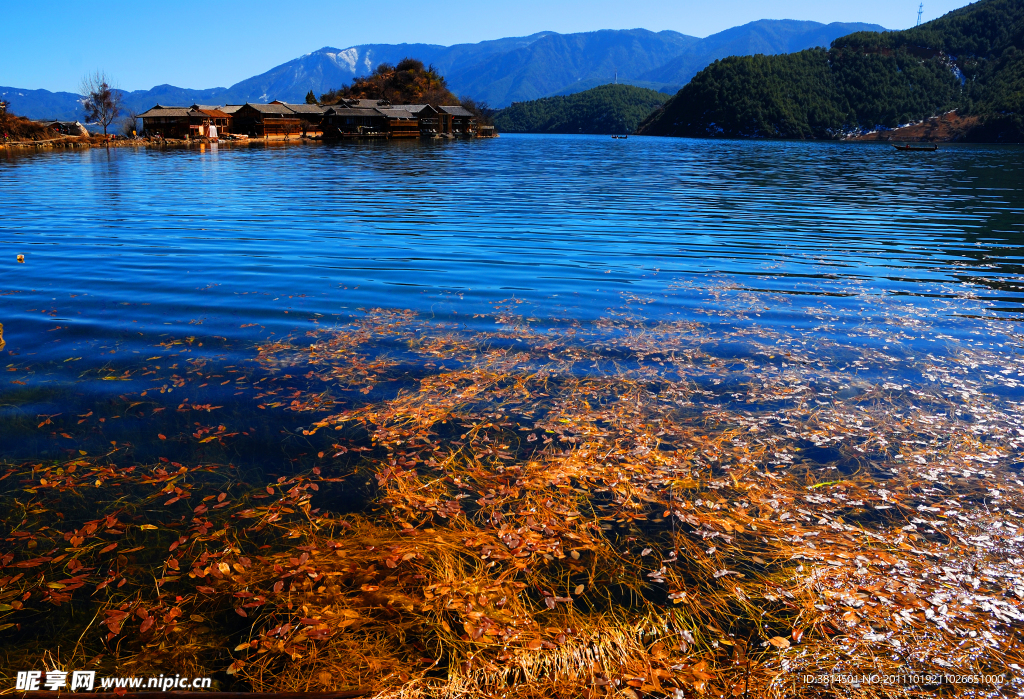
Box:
left=917, top=2, right=923, bottom=25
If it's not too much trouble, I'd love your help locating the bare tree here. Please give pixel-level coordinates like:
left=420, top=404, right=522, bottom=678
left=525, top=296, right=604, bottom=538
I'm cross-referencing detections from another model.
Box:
left=459, top=97, right=494, bottom=125
left=81, top=71, right=123, bottom=136
left=121, top=107, right=142, bottom=137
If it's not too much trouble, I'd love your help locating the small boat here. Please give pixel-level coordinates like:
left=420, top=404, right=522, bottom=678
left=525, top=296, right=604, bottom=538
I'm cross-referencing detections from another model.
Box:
left=893, top=142, right=937, bottom=151
left=612, top=135, right=628, bottom=139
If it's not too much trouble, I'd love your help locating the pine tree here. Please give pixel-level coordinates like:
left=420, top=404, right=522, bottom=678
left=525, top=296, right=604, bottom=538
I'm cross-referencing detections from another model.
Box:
left=305, top=90, right=317, bottom=105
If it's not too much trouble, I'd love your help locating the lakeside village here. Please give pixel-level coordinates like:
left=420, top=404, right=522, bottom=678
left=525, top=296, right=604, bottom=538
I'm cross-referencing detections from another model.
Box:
left=1, top=60, right=497, bottom=147
left=139, top=99, right=496, bottom=141
left=0, top=101, right=495, bottom=149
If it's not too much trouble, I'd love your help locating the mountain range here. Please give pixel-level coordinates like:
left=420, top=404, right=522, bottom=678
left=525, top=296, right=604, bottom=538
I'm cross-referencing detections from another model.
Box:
left=637, top=0, right=1023, bottom=142
left=0, top=19, right=885, bottom=124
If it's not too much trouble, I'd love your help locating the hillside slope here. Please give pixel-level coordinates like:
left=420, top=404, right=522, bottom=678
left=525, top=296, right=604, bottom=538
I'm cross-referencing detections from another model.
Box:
left=493, top=84, right=666, bottom=134
left=638, top=20, right=886, bottom=86
left=638, top=0, right=1024, bottom=141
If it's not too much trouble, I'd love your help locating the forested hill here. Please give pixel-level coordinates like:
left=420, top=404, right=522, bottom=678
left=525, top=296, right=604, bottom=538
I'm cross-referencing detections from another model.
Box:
left=493, top=85, right=666, bottom=134
left=637, top=0, right=1024, bottom=141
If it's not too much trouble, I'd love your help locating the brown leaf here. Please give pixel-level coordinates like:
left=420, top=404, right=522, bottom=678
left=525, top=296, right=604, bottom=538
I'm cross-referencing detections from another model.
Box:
left=12, top=557, right=53, bottom=568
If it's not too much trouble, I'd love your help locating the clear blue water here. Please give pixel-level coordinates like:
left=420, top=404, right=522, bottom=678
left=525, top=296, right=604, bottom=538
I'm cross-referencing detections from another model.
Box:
left=2, top=134, right=1024, bottom=461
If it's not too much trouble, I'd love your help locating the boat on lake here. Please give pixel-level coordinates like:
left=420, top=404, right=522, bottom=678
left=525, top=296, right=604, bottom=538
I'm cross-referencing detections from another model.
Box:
left=893, top=142, right=937, bottom=151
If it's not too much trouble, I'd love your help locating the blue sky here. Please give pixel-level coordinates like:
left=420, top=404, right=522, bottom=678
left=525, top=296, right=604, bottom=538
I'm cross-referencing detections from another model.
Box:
left=2, top=0, right=973, bottom=93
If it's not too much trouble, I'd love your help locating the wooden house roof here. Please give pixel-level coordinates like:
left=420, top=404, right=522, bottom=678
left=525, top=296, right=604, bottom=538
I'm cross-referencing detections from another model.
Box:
left=241, top=103, right=297, bottom=115
left=281, top=103, right=327, bottom=114
left=378, top=109, right=416, bottom=119
left=439, top=106, right=475, bottom=117
left=323, top=107, right=384, bottom=117
left=139, top=106, right=191, bottom=118
left=197, top=109, right=231, bottom=119
left=389, top=104, right=440, bottom=115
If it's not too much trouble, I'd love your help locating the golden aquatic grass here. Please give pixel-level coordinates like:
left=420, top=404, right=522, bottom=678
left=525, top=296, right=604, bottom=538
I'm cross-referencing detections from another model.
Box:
left=1, top=297, right=1022, bottom=697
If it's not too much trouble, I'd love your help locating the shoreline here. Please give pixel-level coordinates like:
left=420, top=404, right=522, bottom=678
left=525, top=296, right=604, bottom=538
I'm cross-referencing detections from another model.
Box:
left=0, top=134, right=496, bottom=152
left=843, top=111, right=984, bottom=143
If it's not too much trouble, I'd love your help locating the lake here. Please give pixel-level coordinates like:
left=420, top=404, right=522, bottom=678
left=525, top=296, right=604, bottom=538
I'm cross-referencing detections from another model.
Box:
left=2, top=134, right=1023, bottom=694
left=3, top=135, right=1024, bottom=459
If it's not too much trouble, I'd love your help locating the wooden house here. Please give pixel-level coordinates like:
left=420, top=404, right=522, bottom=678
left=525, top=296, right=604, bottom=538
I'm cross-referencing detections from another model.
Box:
left=274, top=103, right=326, bottom=136
left=322, top=106, right=387, bottom=136
left=390, top=105, right=442, bottom=136
left=232, top=103, right=303, bottom=138
left=439, top=106, right=477, bottom=136
left=377, top=108, right=419, bottom=138
left=139, top=105, right=192, bottom=138
left=190, top=105, right=232, bottom=137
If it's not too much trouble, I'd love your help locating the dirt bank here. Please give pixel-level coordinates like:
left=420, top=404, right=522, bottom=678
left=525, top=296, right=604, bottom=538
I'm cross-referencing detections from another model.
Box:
left=845, top=111, right=990, bottom=143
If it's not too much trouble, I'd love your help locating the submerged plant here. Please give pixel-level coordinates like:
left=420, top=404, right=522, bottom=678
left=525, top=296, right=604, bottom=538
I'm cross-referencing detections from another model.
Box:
left=1, top=294, right=1022, bottom=698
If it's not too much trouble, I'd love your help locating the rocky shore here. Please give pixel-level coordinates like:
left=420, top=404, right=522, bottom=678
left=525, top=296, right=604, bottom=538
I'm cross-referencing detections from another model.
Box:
left=844, top=111, right=988, bottom=143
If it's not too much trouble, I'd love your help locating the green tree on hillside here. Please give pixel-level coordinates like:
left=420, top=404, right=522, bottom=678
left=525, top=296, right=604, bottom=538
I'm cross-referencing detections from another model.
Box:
left=320, top=58, right=459, bottom=106
left=493, top=84, right=667, bottom=135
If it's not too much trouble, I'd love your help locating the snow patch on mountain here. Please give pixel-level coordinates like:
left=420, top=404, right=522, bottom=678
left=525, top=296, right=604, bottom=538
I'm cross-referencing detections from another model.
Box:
left=328, top=48, right=360, bottom=73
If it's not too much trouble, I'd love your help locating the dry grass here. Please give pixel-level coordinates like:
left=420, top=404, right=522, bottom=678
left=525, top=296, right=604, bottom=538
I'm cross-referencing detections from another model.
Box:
left=0, top=112, right=55, bottom=141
